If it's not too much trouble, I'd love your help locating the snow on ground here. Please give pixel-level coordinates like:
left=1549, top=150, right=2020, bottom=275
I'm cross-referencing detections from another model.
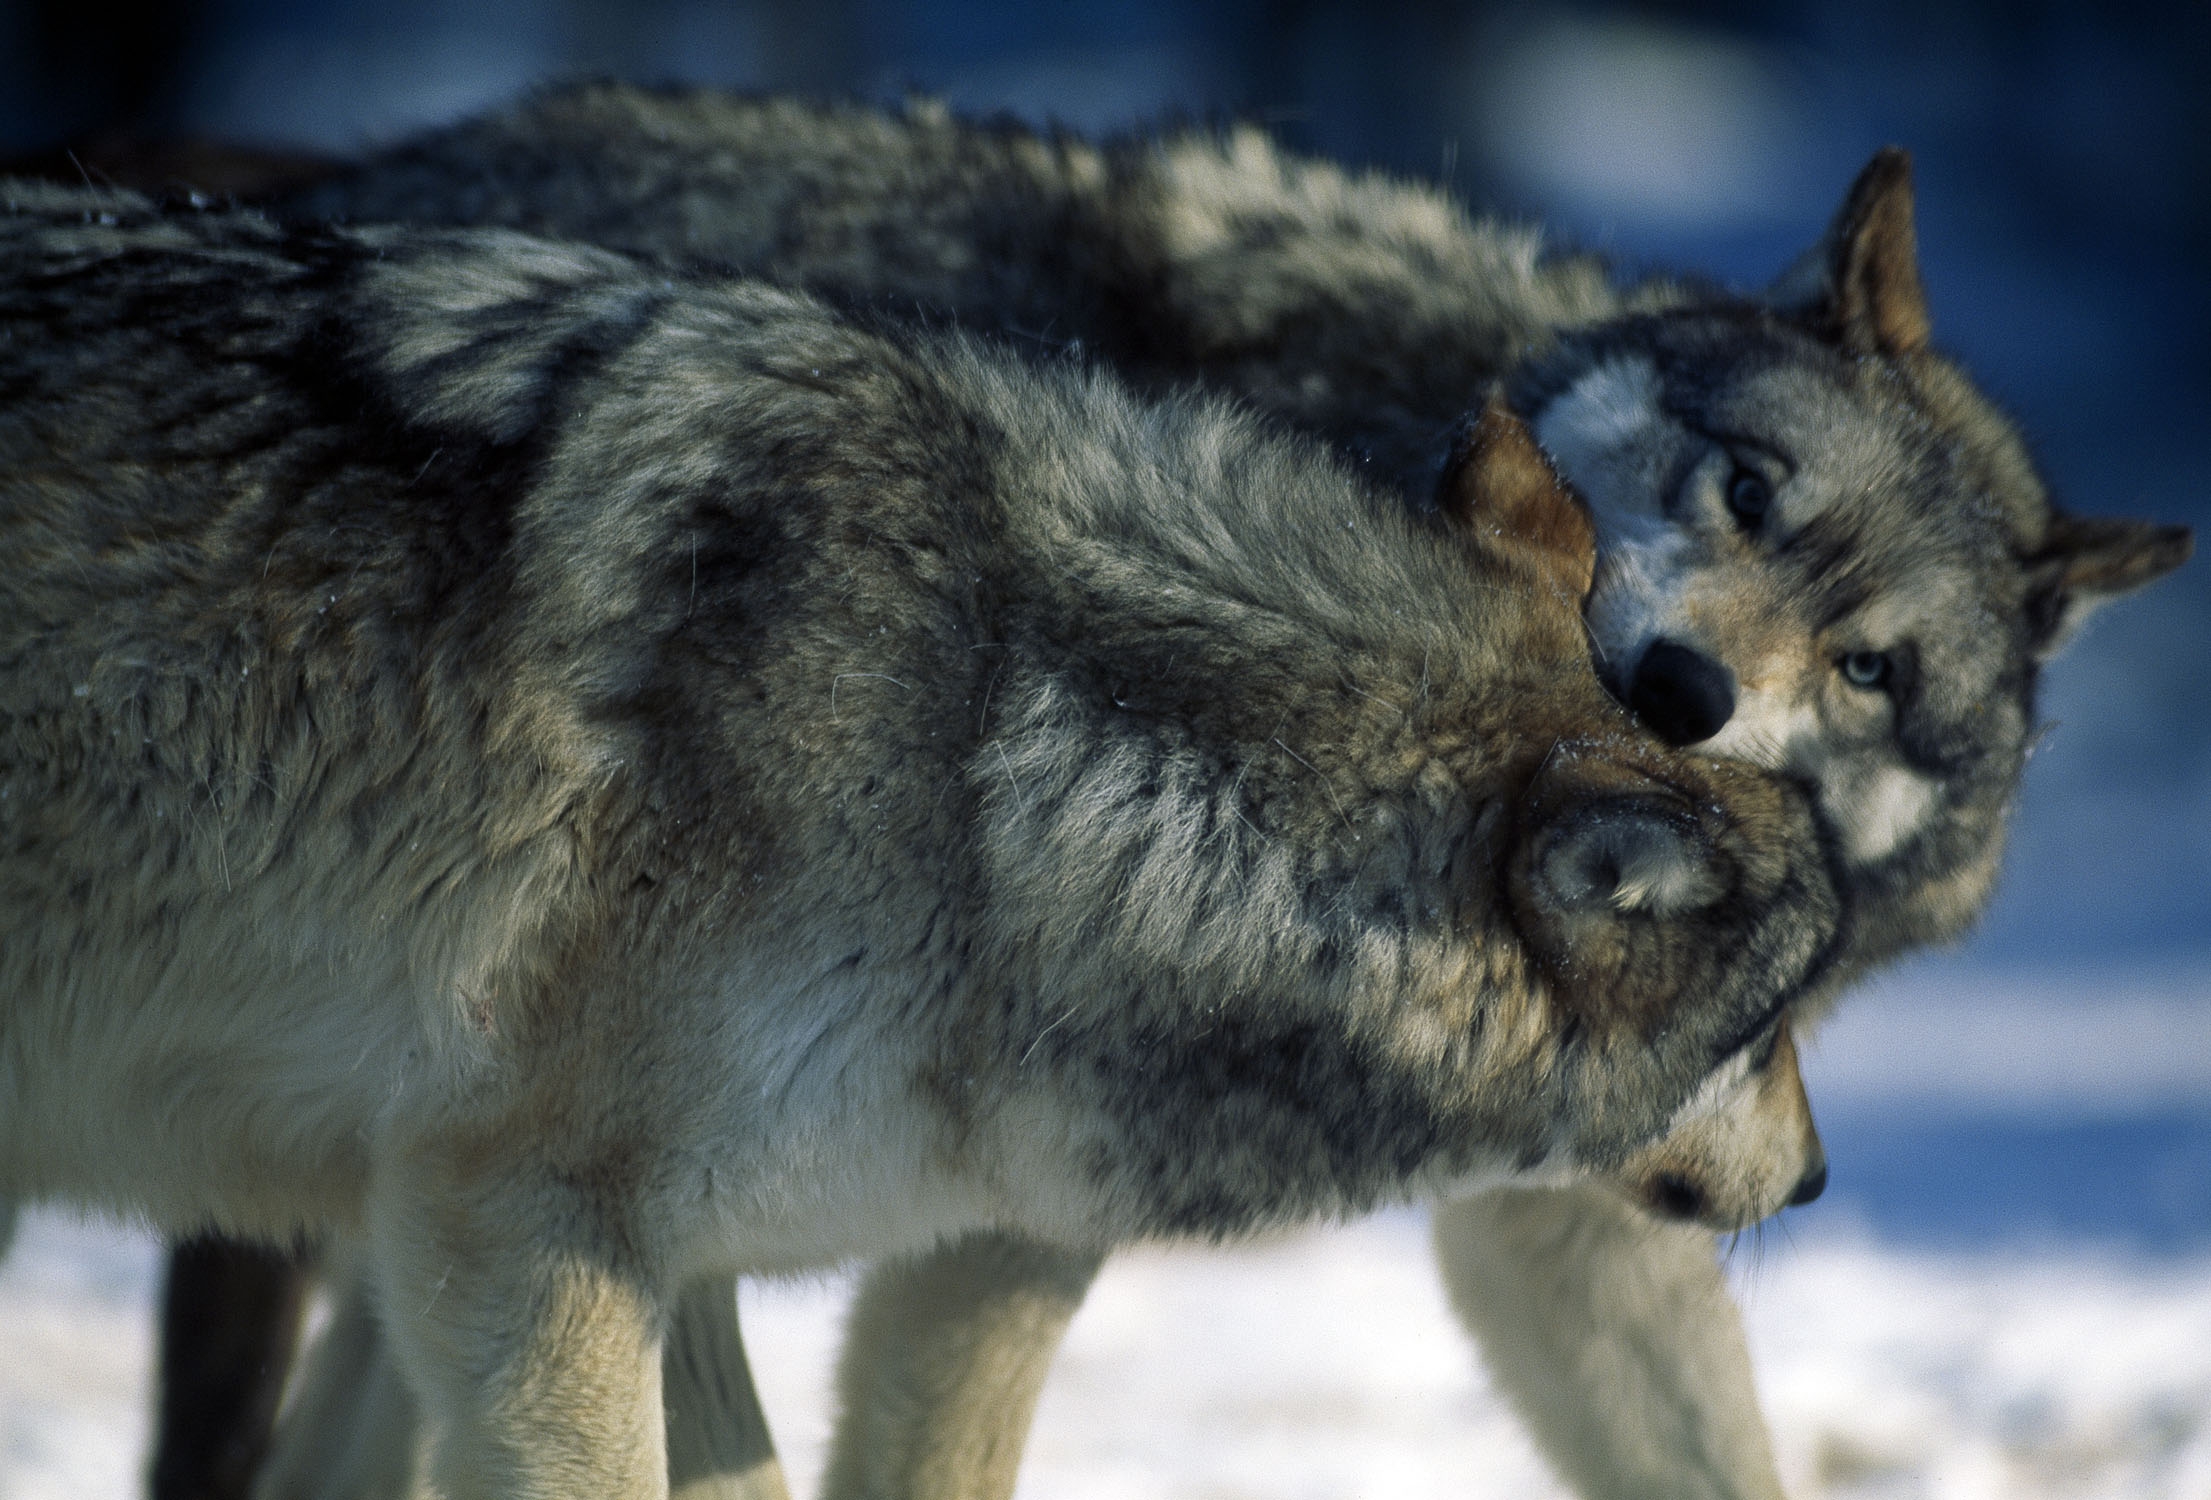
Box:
left=7, top=1207, right=2211, bottom=1500
left=0, top=1212, right=157, bottom=1500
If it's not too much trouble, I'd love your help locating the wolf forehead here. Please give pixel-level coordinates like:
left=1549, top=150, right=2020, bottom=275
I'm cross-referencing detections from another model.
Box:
left=1526, top=312, right=2045, bottom=650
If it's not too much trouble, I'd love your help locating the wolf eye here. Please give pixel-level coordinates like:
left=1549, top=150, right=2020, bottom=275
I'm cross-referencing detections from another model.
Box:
left=1839, top=650, right=1891, bottom=689
left=1725, top=468, right=1772, bottom=530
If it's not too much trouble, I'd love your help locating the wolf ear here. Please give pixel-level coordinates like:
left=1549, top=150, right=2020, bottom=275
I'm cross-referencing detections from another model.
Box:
left=2024, top=513, right=2194, bottom=656
left=1768, top=147, right=1931, bottom=358
left=1437, top=394, right=1596, bottom=602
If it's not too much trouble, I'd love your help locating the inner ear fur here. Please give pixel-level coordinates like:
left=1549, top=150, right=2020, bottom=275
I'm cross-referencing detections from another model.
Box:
left=2025, top=512, right=2194, bottom=655
left=1436, top=395, right=1596, bottom=602
left=1769, top=146, right=1931, bottom=358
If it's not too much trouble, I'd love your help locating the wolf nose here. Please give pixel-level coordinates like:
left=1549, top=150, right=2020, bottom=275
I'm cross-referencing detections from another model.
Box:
left=1628, top=639, right=1736, bottom=746
left=1788, top=1158, right=1828, bottom=1207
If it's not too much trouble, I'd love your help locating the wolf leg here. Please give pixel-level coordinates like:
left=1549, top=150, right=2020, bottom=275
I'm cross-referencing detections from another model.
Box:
left=819, top=1231, right=1103, bottom=1500
left=663, top=1277, right=791, bottom=1500
left=254, top=1263, right=424, bottom=1500
left=259, top=1265, right=791, bottom=1500
left=1431, top=1185, right=1786, bottom=1500
left=365, top=1174, right=667, bottom=1500
left=152, top=1235, right=317, bottom=1500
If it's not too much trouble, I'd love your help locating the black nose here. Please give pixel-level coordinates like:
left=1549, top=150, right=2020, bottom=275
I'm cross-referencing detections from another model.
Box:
left=1629, top=639, right=1736, bottom=746
left=1788, top=1159, right=1828, bottom=1207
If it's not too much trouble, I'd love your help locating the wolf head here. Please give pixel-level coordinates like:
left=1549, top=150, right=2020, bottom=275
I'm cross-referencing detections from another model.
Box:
left=1508, top=150, right=2192, bottom=978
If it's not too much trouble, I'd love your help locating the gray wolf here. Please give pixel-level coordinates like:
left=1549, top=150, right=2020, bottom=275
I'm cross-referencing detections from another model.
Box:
left=0, top=183, right=1836, bottom=1498
left=258, top=85, right=2187, bottom=1500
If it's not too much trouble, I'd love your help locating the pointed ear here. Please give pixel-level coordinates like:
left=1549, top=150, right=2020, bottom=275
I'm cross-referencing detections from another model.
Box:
left=2024, top=513, right=2193, bottom=657
left=1768, top=147, right=1931, bottom=358
left=1437, top=393, right=1596, bottom=602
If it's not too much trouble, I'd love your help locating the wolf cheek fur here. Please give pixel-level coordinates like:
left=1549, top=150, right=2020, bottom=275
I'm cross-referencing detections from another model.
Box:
left=0, top=187, right=1837, bottom=1495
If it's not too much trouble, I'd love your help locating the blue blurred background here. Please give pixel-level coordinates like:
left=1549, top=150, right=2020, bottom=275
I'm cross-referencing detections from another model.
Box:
left=1, top=0, right=2205, bottom=1251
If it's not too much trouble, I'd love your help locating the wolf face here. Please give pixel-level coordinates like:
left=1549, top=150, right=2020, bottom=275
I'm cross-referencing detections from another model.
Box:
left=1515, top=152, right=2192, bottom=970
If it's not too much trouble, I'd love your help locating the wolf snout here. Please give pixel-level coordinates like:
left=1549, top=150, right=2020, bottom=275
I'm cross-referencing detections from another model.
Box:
left=1628, top=638, right=1735, bottom=747
left=1639, top=1126, right=1828, bottom=1228
left=1621, top=1021, right=1828, bottom=1231
left=1532, top=798, right=1727, bottom=919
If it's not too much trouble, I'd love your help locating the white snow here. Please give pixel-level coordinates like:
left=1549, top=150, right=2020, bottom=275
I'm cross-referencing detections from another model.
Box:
left=7, top=1205, right=2211, bottom=1500
left=0, top=1213, right=158, bottom=1500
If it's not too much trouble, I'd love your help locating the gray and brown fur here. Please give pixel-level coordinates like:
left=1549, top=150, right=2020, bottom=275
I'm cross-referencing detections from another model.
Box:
left=0, top=183, right=1838, bottom=1496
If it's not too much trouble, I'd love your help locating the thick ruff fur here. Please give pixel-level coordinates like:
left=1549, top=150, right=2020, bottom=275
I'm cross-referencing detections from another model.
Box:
left=0, top=184, right=1839, bottom=1498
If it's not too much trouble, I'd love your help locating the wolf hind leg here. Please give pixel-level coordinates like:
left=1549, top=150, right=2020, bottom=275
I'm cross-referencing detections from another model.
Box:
left=254, top=1259, right=424, bottom=1500
left=663, top=1277, right=790, bottom=1500
left=1432, top=1185, right=1786, bottom=1500
left=820, top=1231, right=1104, bottom=1500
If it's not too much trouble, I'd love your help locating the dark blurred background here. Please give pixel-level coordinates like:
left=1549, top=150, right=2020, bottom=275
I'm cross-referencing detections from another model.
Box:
left=2, top=0, right=2206, bottom=1248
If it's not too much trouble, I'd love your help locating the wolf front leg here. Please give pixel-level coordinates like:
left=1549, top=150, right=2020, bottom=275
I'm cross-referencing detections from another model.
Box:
left=819, top=1232, right=1104, bottom=1500
left=367, top=1172, right=670, bottom=1500
left=1432, top=1186, right=1787, bottom=1500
